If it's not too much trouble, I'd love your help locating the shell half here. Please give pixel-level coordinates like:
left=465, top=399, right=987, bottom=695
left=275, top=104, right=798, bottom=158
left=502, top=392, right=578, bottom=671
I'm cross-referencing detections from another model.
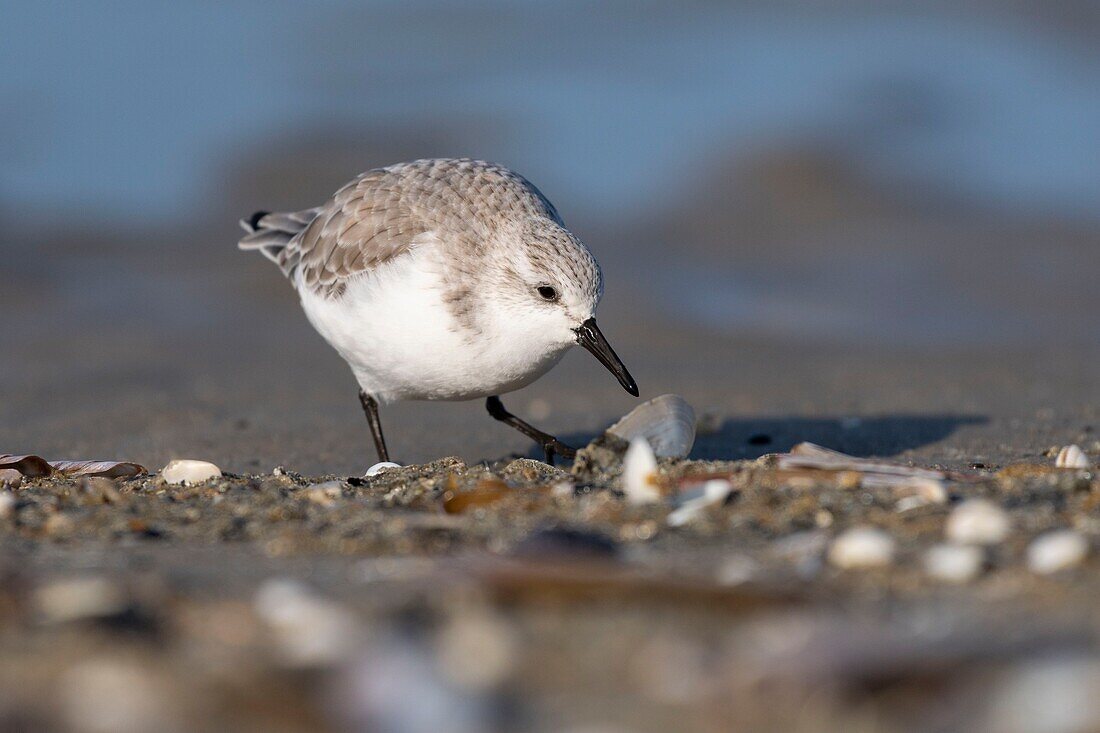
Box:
left=607, top=394, right=696, bottom=459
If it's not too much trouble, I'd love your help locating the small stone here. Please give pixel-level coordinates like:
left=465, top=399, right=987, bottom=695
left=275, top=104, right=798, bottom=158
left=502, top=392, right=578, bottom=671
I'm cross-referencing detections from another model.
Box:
left=254, top=579, right=361, bottom=667
left=304, top=481, right=344, bottom=507
left=34, top=577, right=127, bottom=624
left=715, top=555, right=759, bottom=586
left=1055, top=445, right=1090, bottom=469
left=924, top=544, right=984, bottom=583
left=45, top=512, right=75, bottom=537
left=1027, top=530, right=1089, bottom=574
left=622, top=437, right=661, bottom=504
left=160, top=459, right=221, bottom=485
left=828, top=527, right=895, bottom=569
left=945, top=499, right=1010, bottom=545
left=364, top=461, right=402, bottom=477
left=0, top=469, right=21, bottom=489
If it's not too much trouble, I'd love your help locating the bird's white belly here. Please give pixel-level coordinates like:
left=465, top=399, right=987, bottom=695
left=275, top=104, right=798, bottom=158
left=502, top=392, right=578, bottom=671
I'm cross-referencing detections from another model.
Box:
left=297, top=253, right=569, bottom=402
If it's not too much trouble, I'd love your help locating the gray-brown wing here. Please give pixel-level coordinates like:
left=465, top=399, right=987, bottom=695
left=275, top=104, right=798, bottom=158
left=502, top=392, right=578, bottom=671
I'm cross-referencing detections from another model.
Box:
left=281, top=171, right=430, bottom=297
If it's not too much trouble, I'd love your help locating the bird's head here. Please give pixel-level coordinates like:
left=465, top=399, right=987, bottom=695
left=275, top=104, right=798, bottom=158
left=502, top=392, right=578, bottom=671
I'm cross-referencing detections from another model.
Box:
left=485, top=216, right=638, bottom=396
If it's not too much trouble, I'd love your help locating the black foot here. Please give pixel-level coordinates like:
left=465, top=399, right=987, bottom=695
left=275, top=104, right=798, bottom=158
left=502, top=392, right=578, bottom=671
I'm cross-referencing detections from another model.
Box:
left=486, top=396, right=576, bottom=465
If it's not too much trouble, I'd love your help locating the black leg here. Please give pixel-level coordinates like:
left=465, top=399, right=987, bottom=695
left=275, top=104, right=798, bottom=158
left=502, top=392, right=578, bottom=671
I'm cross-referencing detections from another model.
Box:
left=485, top=396, right=576, bottom=465
left=358, top=390, right=390, bottom=463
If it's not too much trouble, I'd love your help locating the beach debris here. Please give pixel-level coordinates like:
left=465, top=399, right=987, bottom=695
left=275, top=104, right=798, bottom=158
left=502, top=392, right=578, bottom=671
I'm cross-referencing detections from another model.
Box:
left=828, top=527, right=895, bottom=569
left=0, top=454, right=144, bottom=479
left=304, top=481, right=344, bottom=507
left=50, top=460, right=145, bottom=478
left=1027, top=530, right=1089, bottom=575
left=253, top=578, right=361, bottom=667
left=946, top=499, right=1010, bottom=545
left=896, top=477, right=948, bottom=504
left=607, top=394, right=696, bottom=459
left=160, top=459, right=221, bottom=485
left=34, top=577, right=128, bottom=624
left=1055, top=445, right=1090, bottom=469
left=365, top=461, right=402, bottom=476
left=774, top=442, right=947, bottom=488
left=924, top=544, right=984, bottom=584
left=667, top=478, right=733, bottom=526
left=0, top=469, right=21, bottom=489
left=622, top=437, right=661, bottom=504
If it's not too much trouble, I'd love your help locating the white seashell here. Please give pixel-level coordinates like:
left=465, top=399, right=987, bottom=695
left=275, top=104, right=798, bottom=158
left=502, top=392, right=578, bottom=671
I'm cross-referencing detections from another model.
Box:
left=607, top=394, right=696, bottom=459
left=828, top=527, right=895, bottom=569
left=897, top=477, right=948, bottom=504
left=364, top=461, right=402, bottom=477
left=667, top=479, right=732, bottom=527
left=924, top=544, right=984, bottom=584
left=1027, top=530, right=1089, bottom=574
left=945, top=499, right=1010, bottom=545
left=1055, top=445, right=1090, bottom=469
left=160, top=459, right=221, bottom=485
left=622, top=437, right=661, bottom=504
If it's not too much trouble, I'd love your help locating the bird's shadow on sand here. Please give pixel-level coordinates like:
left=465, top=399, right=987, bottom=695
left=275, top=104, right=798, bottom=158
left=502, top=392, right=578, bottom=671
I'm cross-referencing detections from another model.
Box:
left=540, top=414, right=988, bottom=462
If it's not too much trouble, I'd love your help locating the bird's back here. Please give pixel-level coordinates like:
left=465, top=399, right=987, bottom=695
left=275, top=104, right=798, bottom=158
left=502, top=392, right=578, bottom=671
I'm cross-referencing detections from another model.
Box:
left=238, top=158, right=562, bottom=298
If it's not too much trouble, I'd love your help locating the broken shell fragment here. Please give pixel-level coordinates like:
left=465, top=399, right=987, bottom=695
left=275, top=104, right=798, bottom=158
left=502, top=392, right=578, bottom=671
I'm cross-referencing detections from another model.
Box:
left=667, top=479, right=733, bottom=527
left=1027, top=530, right=1089, bottom=574
left=607, top=394, right=696, bottom=459
left=1055, top=445, right=1090, bottom=469
left=622, top=437, right=661, bottom=504
left=160, top=459, right=221, bottom=485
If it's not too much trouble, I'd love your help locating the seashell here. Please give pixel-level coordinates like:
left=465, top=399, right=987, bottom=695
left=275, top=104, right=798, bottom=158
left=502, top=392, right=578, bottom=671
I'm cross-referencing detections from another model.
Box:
left=924, top=544, right=984, bottom=584
left=364, top=461, right=402, bottom=477
left=607, top=394, right=696, bottom=459
left=946, top=499, right=1010, bottom=545
left=828, top=527, right=895, bottom=569
left=160, top=459, right=221, bottom=485
left=1027, top=530, right=1089, bottom=574
left=622, top=437, right=661, bottom=504
left=1055, top=445, right=1090, bottom=469
left=0, top=469, right=22, bottom=489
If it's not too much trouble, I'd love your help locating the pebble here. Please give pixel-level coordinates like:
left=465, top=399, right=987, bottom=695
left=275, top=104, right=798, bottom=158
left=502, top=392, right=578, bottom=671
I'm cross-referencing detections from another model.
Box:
left=621, top=437, right=661, bottom=504
left=667, top=479, right=733, bottom=526
left=34, top=577, right=127, bottom=624
left=1055, top=444, right=1090, bottom=469
left=945, top=499, right=1010, bottom=545
left=828, top=527, right=896, bottom=569
left=160, top=459, right=221, bottom=485
left=0, top=468, right=21, bottom=489
left=365, top=461, right=402, bottom=477
left=1027, top=530, right=1089, bottom=574
left=253, top=579, right=361, bottom=667
left=923, top=544, right=984, bottom=584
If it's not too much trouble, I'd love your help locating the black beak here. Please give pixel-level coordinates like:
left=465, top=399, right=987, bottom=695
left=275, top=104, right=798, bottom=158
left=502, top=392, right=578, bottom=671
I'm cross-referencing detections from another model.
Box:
left=574, top=318, right=639, bottom=397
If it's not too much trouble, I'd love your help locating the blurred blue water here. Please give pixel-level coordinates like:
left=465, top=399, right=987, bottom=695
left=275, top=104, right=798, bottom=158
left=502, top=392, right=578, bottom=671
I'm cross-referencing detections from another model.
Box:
left=3, top=1, right=1100, bottom=224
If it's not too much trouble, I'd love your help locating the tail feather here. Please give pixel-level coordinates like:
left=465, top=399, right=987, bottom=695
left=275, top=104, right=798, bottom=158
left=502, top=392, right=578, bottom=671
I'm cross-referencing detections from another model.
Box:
left=237, top=207, right=320, bottom=271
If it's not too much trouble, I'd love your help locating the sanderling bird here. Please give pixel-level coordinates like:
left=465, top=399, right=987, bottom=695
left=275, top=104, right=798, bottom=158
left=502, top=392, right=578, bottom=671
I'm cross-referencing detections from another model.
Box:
left=239, top=158, right=638, bottom=464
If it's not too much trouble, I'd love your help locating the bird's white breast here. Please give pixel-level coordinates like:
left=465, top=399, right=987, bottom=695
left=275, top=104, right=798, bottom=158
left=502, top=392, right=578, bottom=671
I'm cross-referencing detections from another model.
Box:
left=296, top=246, right=570, bottom=402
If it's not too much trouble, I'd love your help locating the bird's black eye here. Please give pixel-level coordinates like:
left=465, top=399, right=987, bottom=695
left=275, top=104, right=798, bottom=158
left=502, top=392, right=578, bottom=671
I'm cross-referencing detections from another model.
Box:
left=537, top=285, right=558, bottom=301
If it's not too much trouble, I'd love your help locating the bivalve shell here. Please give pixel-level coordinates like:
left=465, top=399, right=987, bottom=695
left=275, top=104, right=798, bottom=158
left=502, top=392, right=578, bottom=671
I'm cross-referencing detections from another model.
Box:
left=1055, top=445, right=1090, bottom=469
left=607, top=394, right=696, bottom=459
